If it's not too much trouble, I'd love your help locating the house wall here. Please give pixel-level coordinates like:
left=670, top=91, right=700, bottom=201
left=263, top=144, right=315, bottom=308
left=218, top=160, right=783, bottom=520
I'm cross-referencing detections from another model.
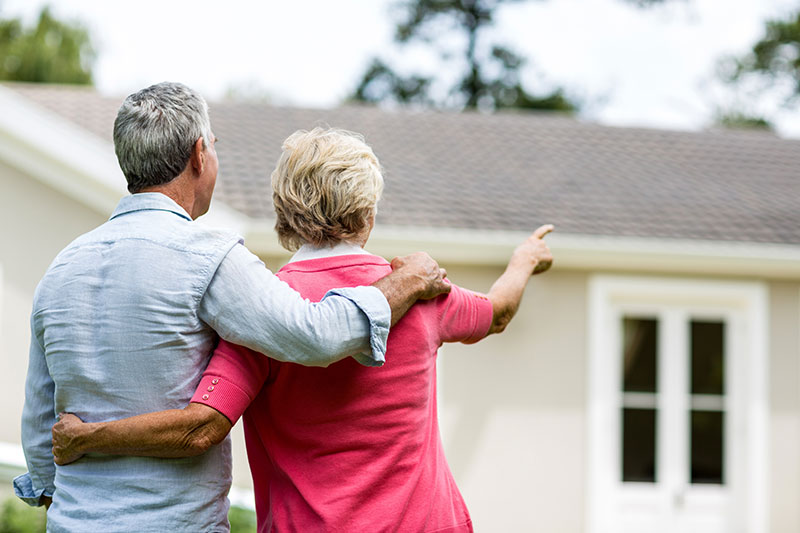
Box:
left=0, top=161, right=107, bottom=448
left=768, top=281, right=800, bottom=533
left=438, top=265, right=589, bottom=532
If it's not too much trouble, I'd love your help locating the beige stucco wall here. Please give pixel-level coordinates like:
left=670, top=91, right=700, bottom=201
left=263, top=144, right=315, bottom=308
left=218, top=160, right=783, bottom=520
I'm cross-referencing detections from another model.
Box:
left=438, top=265, right=588, bottom=532
left=768, top=281, right=800, bottom=533
left=0, top=160, right=108, bottom=447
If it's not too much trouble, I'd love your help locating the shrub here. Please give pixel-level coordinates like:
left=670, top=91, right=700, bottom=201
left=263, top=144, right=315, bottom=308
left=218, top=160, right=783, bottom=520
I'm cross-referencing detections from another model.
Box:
left=0, top=498, right=46, bottom=533
left=228, top=505, right=257, bottom=533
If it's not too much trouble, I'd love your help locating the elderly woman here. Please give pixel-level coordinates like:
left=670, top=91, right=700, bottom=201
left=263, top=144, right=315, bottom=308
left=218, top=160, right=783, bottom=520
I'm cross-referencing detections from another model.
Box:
left=53, top=127, right=553, bottom=532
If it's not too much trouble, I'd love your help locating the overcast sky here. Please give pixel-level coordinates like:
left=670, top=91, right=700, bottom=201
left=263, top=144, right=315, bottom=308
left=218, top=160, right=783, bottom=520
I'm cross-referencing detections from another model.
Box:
left=4, top=0, right=800, bottom=137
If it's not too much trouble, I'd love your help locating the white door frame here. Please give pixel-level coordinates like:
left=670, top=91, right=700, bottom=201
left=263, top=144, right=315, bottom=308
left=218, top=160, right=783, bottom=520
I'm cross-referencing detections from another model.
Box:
left=586, top=275, right=769, bottom=533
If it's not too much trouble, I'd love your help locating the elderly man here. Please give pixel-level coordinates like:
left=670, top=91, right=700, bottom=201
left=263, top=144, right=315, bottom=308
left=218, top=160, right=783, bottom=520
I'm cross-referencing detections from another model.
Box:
left=14, top=82, right=448, bottom=532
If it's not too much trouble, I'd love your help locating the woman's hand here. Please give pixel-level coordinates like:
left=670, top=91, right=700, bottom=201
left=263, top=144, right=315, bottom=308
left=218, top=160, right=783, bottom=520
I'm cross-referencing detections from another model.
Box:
left=511, top=224, right=554, bottom=276
left=52, top=413, right=88, bottom=466
left=487, top=224, right=554, bottom=334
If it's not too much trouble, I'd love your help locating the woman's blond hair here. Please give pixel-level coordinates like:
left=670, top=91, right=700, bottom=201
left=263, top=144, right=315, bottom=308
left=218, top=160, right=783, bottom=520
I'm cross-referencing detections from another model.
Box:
left=271, top=127, right=384, bottom=251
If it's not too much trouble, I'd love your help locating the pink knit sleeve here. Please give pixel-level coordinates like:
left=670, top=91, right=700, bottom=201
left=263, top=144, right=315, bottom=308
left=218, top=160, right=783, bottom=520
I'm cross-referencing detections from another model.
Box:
left=190, top=340, right=270, bottom=424
left=437, top=284, right=494, bottom=344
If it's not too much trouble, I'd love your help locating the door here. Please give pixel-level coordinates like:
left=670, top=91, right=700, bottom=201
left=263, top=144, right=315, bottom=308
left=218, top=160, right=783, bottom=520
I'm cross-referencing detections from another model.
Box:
left=587, top=277, right=768, bottom=533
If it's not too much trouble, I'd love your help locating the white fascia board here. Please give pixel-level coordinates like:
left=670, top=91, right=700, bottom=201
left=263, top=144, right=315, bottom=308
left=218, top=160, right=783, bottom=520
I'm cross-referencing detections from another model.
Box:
left=242, top=221, right=800, bottom=279
left=0, top=85, right=127, bottom=215
left=550, top=233, right=800, bottom=279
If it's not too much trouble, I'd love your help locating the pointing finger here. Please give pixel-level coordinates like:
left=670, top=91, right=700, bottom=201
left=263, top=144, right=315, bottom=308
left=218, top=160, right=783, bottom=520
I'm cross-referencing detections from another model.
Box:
left=533, top=224, right=554, bottom=239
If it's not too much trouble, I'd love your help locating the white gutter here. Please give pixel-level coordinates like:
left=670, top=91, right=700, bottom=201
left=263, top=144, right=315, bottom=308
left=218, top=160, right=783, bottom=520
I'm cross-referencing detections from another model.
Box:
left=241, top=220, right=800, bottom=280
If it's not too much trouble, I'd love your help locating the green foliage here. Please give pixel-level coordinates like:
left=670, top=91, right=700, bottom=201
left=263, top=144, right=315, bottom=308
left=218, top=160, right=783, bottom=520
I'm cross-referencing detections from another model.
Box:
left=0, top=6, right=95, bottom=84
left=352, top=58, right=434, bottom=106
left=714, top=110, right=773, bottom=131
left=723, top=9, right=800, bottom=106
left=0, top=499, right=46, bottom=533
left=228, top=505, right=256, bottom=533
left=351, top=0, right=578, bottom=112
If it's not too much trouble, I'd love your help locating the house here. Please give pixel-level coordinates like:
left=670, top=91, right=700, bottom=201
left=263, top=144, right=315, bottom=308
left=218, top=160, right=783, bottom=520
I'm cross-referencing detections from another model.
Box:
left=1, top=81, right=798, bottom=532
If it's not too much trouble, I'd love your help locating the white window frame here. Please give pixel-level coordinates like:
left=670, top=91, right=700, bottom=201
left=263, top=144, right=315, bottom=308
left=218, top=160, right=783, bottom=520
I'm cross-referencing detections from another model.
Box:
left=586, top=275, right=769, bottom=533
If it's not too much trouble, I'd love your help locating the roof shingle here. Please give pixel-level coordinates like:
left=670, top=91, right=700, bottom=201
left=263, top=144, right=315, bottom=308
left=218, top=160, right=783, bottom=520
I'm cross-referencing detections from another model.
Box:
left=9, top=82, right=800, bottom=245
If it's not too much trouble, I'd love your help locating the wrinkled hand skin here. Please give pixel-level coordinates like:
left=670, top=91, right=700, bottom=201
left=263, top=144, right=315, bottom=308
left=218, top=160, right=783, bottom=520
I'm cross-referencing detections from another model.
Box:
left=52, top=413, right=86, bottom=466
left=513, top=224, right=554, bottom=275
left=390, top=252, right=451, bottom=300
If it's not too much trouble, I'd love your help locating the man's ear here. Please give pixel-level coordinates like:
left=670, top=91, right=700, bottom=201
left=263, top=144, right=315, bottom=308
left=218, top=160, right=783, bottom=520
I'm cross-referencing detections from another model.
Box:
left=189, top=137, right=206, bottom=175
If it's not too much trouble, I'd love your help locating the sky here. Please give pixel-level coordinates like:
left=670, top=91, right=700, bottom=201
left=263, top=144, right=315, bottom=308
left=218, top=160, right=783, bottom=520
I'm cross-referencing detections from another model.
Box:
left=3, top=0, right=800, bottom=138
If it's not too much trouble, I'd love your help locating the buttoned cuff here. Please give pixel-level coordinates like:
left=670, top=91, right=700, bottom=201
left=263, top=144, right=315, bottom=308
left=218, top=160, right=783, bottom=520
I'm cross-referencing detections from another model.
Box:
left=190, top=375, right=252, bottom=425
left=324, top=286, right=390, bottom=367
left=13, top=472, right=53, bottom=507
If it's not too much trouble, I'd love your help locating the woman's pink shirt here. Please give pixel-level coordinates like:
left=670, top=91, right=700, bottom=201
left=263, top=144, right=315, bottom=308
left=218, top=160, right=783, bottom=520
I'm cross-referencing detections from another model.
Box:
left=192, top=253, right=493, bottom=532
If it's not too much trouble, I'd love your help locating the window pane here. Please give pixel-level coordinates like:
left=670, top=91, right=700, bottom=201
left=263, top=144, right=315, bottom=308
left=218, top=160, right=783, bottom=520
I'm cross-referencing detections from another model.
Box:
left=622, top=318, right=658, bottom=393
left=622, top=408, right=657, bottom=482
left=691, top=321, right=725, bottom=395
left=691, top=410, right=724, bottom=484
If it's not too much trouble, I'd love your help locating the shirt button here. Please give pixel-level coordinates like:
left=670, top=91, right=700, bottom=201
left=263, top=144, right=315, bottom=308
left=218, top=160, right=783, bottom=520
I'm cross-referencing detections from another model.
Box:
left=207, top=385, right=215, bottom=392
left=202, top=394, right=209, bottom=400
left=212, top=379, right=219, bottom=385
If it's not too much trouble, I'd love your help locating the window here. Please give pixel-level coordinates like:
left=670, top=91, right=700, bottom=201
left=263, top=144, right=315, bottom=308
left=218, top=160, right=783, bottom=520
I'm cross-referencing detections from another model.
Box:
left=587, top=276, right=768, bottom=533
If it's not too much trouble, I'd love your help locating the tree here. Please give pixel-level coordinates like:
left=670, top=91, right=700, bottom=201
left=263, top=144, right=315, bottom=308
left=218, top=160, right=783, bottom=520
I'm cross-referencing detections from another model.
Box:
left=352, top=0, right=576, bottom=111
left=713, top=110, right=773, bottom=131
left=351, top=0, right=678, bottom=112
left=717, top=7, right=800, bottom=129
left=0, top=6, right=95, bottom=84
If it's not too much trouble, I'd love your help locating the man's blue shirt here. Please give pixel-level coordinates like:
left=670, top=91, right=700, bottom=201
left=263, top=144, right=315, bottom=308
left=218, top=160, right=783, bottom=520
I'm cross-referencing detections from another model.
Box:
left=14, top=193, right=390, bottom=532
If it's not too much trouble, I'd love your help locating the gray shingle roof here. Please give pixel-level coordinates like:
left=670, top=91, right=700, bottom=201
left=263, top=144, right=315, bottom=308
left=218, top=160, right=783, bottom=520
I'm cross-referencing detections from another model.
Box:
left=9, top=82, right=800, bottom=245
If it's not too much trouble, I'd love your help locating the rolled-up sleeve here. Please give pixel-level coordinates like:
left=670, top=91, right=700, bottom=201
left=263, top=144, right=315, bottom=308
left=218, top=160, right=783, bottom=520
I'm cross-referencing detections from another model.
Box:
left=15, top=315, right=56, bottom=506
left=198, top=244, right=390, bottom=367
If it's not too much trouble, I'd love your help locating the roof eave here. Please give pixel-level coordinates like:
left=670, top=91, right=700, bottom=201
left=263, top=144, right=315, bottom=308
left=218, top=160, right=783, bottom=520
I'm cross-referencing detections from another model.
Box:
left=0, top=85, right=126, bottom=215
left=0, top=85, right=250, bottom=232
left=242, top=220, right=800, bottom=279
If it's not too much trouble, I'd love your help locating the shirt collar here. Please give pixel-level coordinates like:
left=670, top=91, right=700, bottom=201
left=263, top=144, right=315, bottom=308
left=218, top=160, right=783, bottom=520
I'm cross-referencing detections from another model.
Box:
left=289, top=241, right=370, bottom=263
left=110, top=193, right=193, bottom=222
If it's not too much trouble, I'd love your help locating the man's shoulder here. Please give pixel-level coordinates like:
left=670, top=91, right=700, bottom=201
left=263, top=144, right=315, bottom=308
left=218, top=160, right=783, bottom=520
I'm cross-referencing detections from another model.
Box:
left=68, top=213, right=242, bottom=255
left=36, top=217, right=243, bottom=299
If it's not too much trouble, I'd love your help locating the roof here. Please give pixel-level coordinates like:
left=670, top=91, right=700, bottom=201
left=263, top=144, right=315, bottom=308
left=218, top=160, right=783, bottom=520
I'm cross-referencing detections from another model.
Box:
left=7, top=82, right=800, bottom=246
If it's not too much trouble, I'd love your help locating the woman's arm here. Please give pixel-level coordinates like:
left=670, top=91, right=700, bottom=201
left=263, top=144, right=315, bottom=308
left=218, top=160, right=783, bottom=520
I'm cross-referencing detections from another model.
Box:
left=52, top=404, right=232, bottom=465
left=52, top=341, right=267, bottom=466
left=487, top=224, right=554, bottom=335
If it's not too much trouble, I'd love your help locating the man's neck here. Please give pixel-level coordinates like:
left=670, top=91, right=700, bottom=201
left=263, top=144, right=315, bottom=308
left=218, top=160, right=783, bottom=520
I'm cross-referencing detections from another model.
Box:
left=139, top=177, right=197, bottom=219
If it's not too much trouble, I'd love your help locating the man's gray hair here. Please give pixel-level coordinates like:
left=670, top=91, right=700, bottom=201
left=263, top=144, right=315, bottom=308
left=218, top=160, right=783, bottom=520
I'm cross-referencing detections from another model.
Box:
left=114, top=82, right=214, bottom=193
